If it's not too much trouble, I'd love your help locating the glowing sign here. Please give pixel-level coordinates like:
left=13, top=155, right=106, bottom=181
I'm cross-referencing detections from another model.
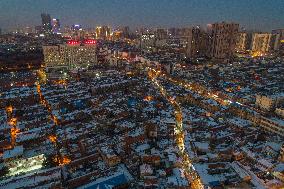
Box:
left=67, top=40, right=80, bottom=45
left=281, top=40, right=284, bottom=43
left=84, top=39, right=96, bottom=45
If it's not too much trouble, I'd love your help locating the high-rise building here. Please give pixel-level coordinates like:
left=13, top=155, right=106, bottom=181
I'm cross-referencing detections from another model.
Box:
left=235, top=32, right=247, bottom=52
left=11, top=27, right=33, bottom=35
left=23, top=27, right=33, bottom=34
left=178, top=28, right=192, bottom=38
left=71, top=24, right=82, bottom=31
left=112, top=30, right=123, bottom=40
left=155, top=28, right=168, bottom=40
left=185, top=27, right=208, bottom=58
left=251, top=33, right=272, bottom=55
left=52, top=18, right=60, bottom=34
left=95, top=26, right=111, bottom=39
left=140, top=33, right=155, bottom=48
left=168, top=28, right=179, bottom=37
left=43, top=40, right=97, bottom=77
left=70, top=24, right=86, bottom=40
left=270, top=33, right=281, bottom=52
left=208, top=22, right=239, bottom=61
left=41, top=13, right=52, bottom=35
left=244, top=32, right=254, bottom=51
left=271, top=29, right=284, bottom=54
left=122, top=26, right=130, bottom=38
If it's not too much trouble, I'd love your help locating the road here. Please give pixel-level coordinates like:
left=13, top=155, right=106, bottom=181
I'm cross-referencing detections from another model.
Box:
left=147, top=67, right=204, bottom=189
left=5, top=105, right=19, bottom=148
left=163, top=75, right=267, bottom=117
left=36, top=78, right=71, bottom=166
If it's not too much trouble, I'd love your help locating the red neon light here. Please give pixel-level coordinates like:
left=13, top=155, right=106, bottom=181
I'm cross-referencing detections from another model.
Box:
left=67, top=40, right=96, bottom=45
left=67, top=40, right=80, bottom=45
left=84, top=39, right=96, bottom=45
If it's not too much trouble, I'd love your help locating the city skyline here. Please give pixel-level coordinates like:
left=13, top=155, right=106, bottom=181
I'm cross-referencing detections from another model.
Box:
left=1, top=0, right=284, bottom=31
left=0, top=1, right=284, bottom=188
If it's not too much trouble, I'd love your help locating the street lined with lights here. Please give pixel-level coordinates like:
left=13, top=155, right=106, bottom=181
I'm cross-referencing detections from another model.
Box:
left=147, top=67, right=204, bottom=189
left=36, top=80, right=71, bottom=166
left=162, top=75, right=264, bottom=116
left=5, top=105, right=19, bottom=149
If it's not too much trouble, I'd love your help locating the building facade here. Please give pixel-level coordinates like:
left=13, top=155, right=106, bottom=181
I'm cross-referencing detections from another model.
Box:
left=256, top=94, right=284, bottom=111
left=155, top=28, right=168, bottom=40
left=52, top=18, right=60, bottom=34
left=185, top=27, right=208, bottom=58
left=41, top=13, right=52, bottom=35
left=140, top=33, right=156, bottom=48
left=122, top=26, right=130, bottom=38
left=257, top=116, right=284, bottom=137
left=271, top=29, right=284, bottom=54
left=236, top=32, right=247, bottom=52
left=95, top=26, right=111, bottom=39
left=43, top=40, right=97, bottom=76
left=251, top=33, right=272, bottom=55
left=208, top=22, right=239, bottom=60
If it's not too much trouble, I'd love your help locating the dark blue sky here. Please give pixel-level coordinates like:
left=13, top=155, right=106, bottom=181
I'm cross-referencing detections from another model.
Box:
left=0, top=0, right=283, bottom=31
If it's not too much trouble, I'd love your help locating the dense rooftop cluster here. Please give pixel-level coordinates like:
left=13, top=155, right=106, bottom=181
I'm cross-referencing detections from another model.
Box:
left=0, top=33, right=283, bottom=189
left=0, top=69, right=201, bottom=188
left=156, top=74, right=284, bottom=188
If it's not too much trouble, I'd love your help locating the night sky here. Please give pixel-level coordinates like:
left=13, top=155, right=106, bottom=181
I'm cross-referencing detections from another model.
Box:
left=0, top=0, right=283, bottom=31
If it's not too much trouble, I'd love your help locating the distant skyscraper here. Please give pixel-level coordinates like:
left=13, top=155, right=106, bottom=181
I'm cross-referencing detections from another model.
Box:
left=236, top=32, right=247, bottom=52
left=71, top=24, right=85, bottom=40
left=23, top=27, right=33, bottom=34
left=52, top=18, right=60, bottom=34
left=122, top=26, right=130, bottom=38
left=155, top=28, right=168, bottom=40
left=208, top=22, right=239, bottom=61
left=271, top=29, right=284, bottom=54
left=140, top=33, right=155, bottom=48
left=185, top=27, right=208, bottom=58
left=95, top=26, right=111, bottom=39
left=0, top=28, right=2, bottom=35
left=41, top=13, right=52, bottom=35
left=251, top=33, right=272, bottom=55
left=71, top=24, right=82, bottom=31
left=270, top=32, right=281, bottom=52
left=168, top=28, right=178, bottom=37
